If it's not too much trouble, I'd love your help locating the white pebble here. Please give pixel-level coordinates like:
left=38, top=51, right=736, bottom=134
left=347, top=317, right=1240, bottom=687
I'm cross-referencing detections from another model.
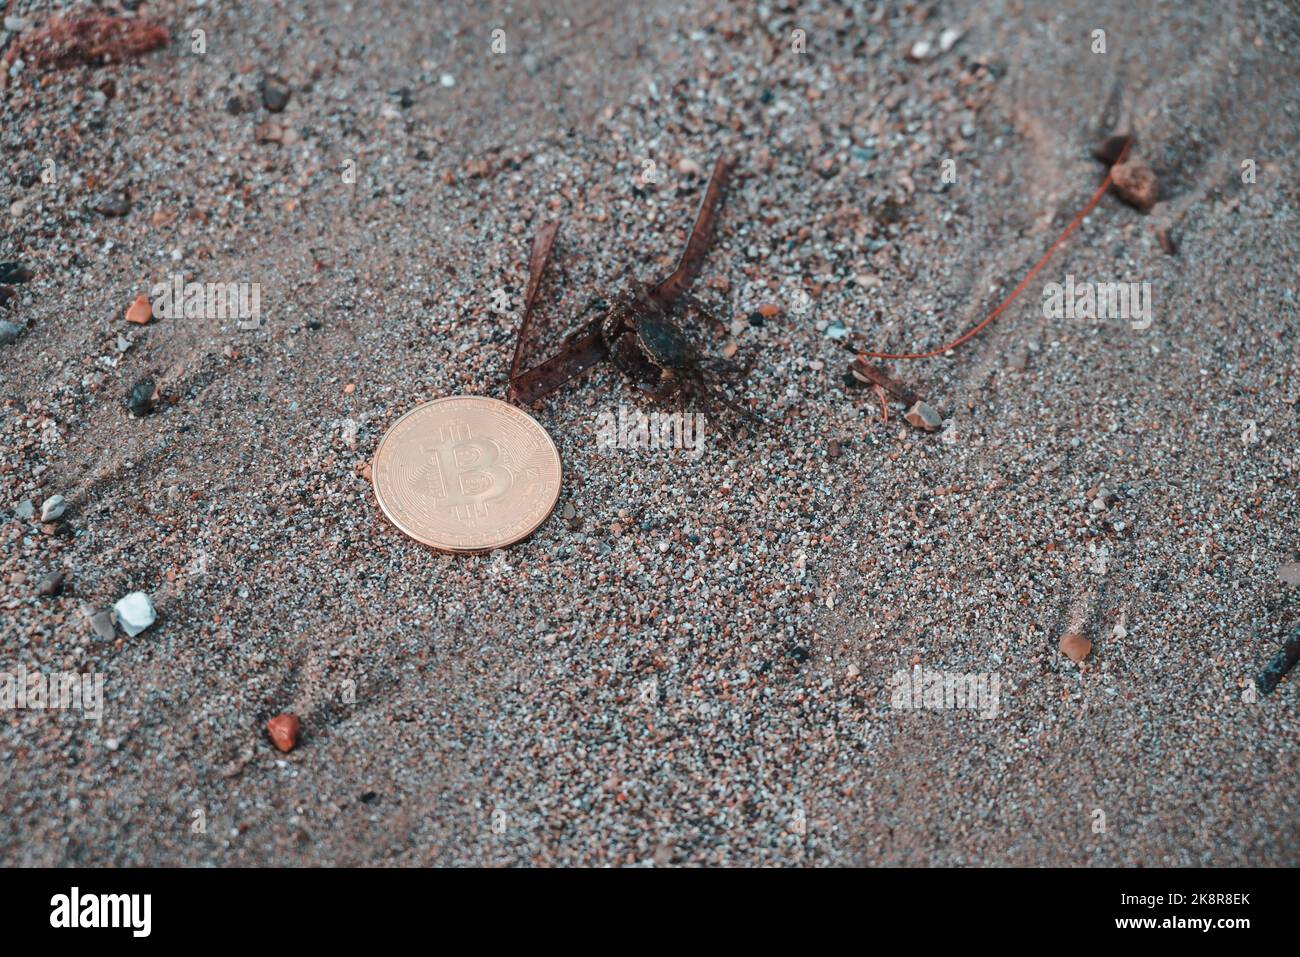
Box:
left=114, top=592, right=157, bottom=637
left=40, top=495, right=67, bottom=522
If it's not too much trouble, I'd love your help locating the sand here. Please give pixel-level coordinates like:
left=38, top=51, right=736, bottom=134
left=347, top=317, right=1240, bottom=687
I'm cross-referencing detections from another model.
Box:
left=1, top=0, right=1296, bottom=866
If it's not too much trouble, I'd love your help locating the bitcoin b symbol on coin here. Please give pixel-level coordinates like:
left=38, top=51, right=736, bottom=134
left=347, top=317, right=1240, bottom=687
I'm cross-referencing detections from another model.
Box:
left=427, top=421, right=513, bottom=522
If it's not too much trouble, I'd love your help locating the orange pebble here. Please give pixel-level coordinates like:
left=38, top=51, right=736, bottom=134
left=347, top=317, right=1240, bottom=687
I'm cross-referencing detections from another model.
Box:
left=267, top=713, right=301, bottom=752
left=1060, top=632, right=1092, bottom=663
left=125, top=294, right=153, bottom=325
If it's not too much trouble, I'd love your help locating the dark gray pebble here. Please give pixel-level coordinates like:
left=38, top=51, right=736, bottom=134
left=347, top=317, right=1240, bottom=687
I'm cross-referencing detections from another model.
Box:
left=128, top=380, right=158, bottom=416
left=261, top=76, right=291, bottom=113
left=94, top=192, right=131, bottom=217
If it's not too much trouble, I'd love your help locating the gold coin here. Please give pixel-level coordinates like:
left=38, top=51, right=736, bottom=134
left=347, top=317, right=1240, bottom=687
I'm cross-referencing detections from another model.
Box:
left=371, top=395, right=562, bottom=553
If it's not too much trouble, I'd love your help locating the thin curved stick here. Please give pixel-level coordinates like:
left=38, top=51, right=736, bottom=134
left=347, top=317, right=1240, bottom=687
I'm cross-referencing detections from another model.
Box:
left=846, top=136, right=1134, bottom=361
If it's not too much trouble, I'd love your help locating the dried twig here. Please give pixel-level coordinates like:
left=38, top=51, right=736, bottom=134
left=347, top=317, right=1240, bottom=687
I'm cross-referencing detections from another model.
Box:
left=846, top=135, right=1135, bottom=362
left=508, top=316, right=607, bottom=405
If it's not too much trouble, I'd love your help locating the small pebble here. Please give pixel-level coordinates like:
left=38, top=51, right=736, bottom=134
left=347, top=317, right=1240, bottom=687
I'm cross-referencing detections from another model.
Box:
left=1278, top=562, right=1300, bottom=587
left=904, top=400, right=943, bottom=432
left=125, top=294, right=153, bottom=325
left=267, top=713, right=301, bottom=752
left=255, top=121, right=297, bottom=144
left=261, top=76, right=291, bottom=113
left=94, top=192, right=131, bottom=217
left=1110, top=160, right=1159, bottom=211
left=114, top=591, right=157, bottom=636
left=938, top=27, right=964, bottom=52
left=37, top=571, right=64, bottom=596
left=1060, top=631, right=1092, bottom=663
left=0, top=319, right=22, bottom=345
left=89, top=610, right=116, bottom=640
left=40, top=494, right=66, bottom=522
left=15, top=500, right=34, bottom=520
left=128, top=380, right=158, bottom=416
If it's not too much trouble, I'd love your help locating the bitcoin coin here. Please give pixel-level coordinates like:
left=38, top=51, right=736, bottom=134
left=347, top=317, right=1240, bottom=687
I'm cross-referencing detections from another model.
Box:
left=371, top=396, right=562, bottom=552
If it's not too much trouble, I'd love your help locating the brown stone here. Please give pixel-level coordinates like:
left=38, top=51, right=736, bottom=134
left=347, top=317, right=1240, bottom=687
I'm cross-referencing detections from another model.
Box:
left=37, top=571, right=65, bottom=596
left=1156, top=226, right=1178, bottom=255
left=1110, top=160, right=1159, bottom=211
left=1092, top=134, right=1133, bottom=166
left=267, top=713, right=301, bottom=752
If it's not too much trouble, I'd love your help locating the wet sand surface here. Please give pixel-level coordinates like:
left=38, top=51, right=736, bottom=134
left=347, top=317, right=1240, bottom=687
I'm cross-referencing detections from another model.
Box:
left=2, top=0, right=1297, bottom=865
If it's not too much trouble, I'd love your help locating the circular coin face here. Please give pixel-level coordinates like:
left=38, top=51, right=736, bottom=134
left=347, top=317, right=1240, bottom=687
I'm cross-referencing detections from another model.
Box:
left=372, top=396, right=562, bottom=553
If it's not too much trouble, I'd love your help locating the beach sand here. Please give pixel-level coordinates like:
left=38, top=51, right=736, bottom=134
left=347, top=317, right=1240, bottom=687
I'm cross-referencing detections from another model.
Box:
left=1, top=0, right=1296, bottom=865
